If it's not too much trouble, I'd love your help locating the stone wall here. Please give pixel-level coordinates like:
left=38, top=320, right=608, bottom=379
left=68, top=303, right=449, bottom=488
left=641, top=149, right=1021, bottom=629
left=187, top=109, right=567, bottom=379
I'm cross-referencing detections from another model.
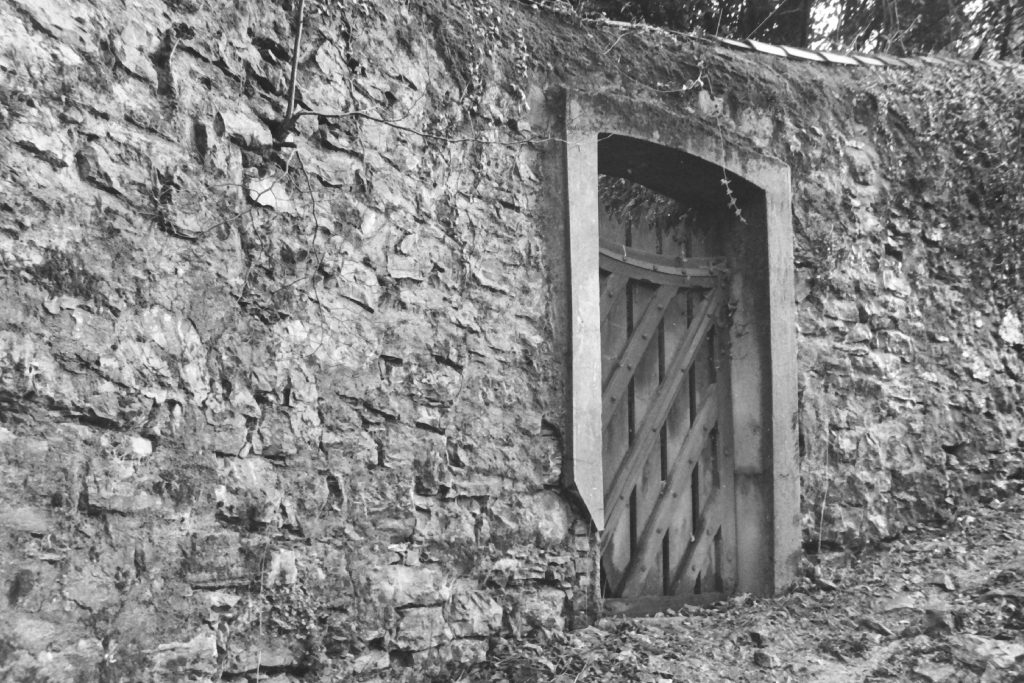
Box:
left=0, top=0, right=591, bottom=678
left=1, top=0, right=1022, bottom=678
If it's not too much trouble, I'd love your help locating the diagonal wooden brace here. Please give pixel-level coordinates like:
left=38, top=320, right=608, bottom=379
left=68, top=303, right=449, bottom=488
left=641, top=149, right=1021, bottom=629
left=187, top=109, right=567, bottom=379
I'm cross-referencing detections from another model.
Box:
left=602, top=285, right=726, bottom=537
left=602, top=284, right=679, bottom=425
left=669, top=485, right=723, bottom=594
left=613, top=389, right=718, bottom=595
left=600, top=272, right=629, bottom=327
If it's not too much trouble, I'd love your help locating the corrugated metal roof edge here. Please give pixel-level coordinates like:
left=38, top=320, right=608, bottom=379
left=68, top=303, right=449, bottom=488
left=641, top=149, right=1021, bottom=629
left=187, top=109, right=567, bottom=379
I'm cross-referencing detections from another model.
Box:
left=717, top=35, right=1018, bottom=69
left=582, top=16, right=1022, bottom=71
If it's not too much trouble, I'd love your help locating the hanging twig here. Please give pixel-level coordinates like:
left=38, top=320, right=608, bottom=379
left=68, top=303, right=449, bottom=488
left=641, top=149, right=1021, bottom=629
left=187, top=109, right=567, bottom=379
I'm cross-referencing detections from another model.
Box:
left=817, top=423, right=833, bottom=555
left=284, top=0, right=306, bottom=125
left=746, top=0, right=788, bottom=40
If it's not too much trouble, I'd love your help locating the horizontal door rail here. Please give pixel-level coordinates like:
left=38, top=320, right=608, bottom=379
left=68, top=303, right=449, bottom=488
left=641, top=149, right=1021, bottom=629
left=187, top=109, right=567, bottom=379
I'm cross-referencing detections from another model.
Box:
left=599, top=239, right=726, bottom=288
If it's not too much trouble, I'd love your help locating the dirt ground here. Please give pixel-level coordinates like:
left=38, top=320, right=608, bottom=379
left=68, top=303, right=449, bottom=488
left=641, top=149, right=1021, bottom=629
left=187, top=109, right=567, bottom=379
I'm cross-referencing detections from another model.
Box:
left=457, top=486, right=1024, bottom=682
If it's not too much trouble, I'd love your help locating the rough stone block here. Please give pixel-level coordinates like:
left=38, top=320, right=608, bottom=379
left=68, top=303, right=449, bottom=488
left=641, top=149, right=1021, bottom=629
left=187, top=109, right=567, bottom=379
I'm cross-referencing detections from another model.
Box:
left=450, top=591, right=503, bottom=637
left=214, top=110, right=272, bottom=148
left=223, top=637, right=299, bottom=676
left=182, top=532, right=247, bottom=587
left=489, top=491, right=571, bottom=547
left=450, top=637, right=490, bottom=665
left=148, top=632, right=219, bottom=678
left=515, top=587, right=567, bottom=632
left=395, top=606, right=451, bottom=651
left=373, top=564, right=450, bottom=607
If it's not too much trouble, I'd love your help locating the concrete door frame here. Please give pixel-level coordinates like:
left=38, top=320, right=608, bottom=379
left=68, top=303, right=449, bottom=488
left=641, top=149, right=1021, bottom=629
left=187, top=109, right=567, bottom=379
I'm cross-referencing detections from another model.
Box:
left=558, top=91, right=800, bottom=597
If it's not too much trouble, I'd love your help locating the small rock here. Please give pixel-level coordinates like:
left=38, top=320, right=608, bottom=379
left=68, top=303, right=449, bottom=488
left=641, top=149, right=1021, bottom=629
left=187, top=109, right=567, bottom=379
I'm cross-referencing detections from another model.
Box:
left=450, top=637, right=489, bottom=665
left=214, top=110, right=272, bottom=148
left=913, top=660, right=957, bottom=682
left=374, top=565, right=450, bottom=608
left=753, top=649, right=780, bottom=669
left=352, top=649, right=390, bottom=673
left=450, top=591, right=503, bottom=637
left=823, top=299, right=860, bottom=322
left=950, top=634, right=1024, bottom=671
left=845, top=323, right=873, bottom=344
left=9, top=0, right=95, bottom=55
left=112, top=19, right=159, bottom=83
left=7, top=569, right=36, bottom=606
left=13, top=123, right=72, bottom=168
left=335, top=260, right=381, bottom=310
left=76, top=144, right=122, bottom=195
left=129, top=436, right=153, bottom=458
left=927, top=572, right=956, bottom=592
left=245, top=174, right=293, bottom=212
left=881, top=269, right=911, bottom=296
left=395, top=606, right=451, bottom=651
left=0, top=507, right=51, bottom=535
left=517, top=587, right=568, bottom=631
left=922, top=606, right=955, bottom=635
left=845, top=143, right=876, bottom=183
left=265, top=549, right=298, bottom=587
left=814, top=576, right=839, bottom=592
left=224, top=639, right=297, bottom=674
left=923, top=226, right=945, bottom=244
left=149, top=632, right=218, bottom=677
left=998, top=311, right=1024, bottom=346
left=857, top=616, right=894, bottom=637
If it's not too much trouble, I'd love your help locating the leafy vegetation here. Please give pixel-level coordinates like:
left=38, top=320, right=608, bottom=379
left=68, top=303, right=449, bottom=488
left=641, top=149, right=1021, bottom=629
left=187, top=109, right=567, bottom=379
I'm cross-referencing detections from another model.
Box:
left=578, top=0, right=1024, bottom=58
left=864, top=62, right=1024, bottom=306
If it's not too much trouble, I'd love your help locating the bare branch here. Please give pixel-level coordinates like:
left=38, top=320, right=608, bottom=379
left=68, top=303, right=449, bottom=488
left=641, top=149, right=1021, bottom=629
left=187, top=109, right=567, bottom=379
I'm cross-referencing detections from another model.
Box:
left=284, top=0, right=306, bottom=125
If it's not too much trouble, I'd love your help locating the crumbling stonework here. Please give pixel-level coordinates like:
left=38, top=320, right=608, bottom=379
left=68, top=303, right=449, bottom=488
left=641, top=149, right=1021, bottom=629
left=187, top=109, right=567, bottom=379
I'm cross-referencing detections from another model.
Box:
left=1, top=0, right=1022, bottom=678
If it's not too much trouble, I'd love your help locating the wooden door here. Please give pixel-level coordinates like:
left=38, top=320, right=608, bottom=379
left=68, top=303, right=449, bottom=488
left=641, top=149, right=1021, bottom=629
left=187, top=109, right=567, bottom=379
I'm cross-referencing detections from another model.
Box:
left=599, top=204, right=736, bottom=614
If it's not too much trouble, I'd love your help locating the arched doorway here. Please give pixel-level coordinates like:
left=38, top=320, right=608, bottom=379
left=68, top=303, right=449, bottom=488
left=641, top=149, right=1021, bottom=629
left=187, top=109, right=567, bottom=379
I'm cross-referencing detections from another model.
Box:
left=561, top=97, right=799, bottom=615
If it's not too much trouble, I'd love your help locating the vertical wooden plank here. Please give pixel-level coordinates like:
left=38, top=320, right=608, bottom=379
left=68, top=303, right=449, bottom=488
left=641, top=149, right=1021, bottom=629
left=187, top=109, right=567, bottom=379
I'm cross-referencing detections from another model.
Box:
left=629, top=214, right=664, bottom=598
left=598, top=196, right=621, bottom=244
left=600, top=204, right=632, bottom=595
left=600, top=277, right=630, bottom=387
left=689, top=218, right=713, bottom=596
left=601, top=278, right=630, bottom=485
left=689, top=460, right=701, bottom=593
left=601, top=398, right=632, bottom=595
left=699, top=330, right=718, bottom=588
left=714, top=261, right=739, bottom=595
left=661, top=214, right=692, bottom=597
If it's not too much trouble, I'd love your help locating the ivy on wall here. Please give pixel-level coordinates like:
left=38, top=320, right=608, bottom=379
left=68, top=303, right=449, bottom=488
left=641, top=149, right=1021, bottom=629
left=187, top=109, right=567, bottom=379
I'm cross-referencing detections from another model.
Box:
left=865, top=63, right=1024, bottom=307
